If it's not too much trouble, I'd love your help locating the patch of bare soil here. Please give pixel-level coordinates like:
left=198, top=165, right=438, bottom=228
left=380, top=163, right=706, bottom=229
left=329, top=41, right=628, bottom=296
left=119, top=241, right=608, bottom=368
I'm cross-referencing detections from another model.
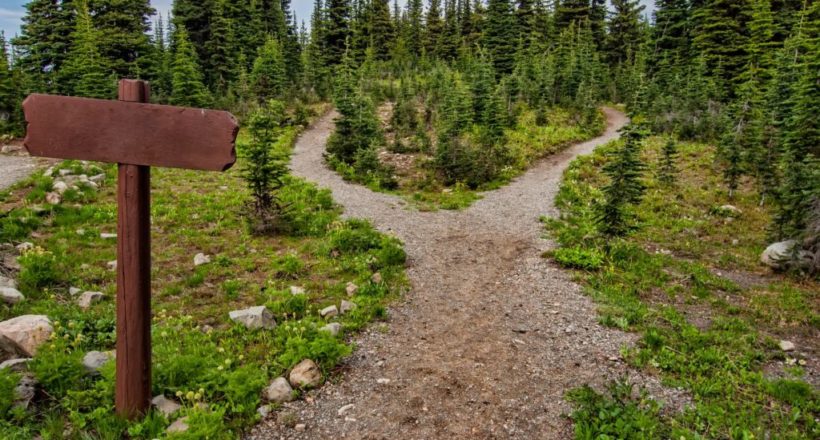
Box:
left=247, top=108, right=689, bottom=439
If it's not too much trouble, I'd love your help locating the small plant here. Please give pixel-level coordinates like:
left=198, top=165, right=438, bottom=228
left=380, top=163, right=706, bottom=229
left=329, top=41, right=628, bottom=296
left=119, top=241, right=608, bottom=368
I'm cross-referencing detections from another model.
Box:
left=552, top=246, right=604, bottom=271
left=241, top=100, right=290, bottom=235
left=596, top=123, right=648, bottom=236
left=657, top=137, right=678, bottom=186
left=18, top=246, right=61, bottom=293
left=567, top=379, right=667, bottom=439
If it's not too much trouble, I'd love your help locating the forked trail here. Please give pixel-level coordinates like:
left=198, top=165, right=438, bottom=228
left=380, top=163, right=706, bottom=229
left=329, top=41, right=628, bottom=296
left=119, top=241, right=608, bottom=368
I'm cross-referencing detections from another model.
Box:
left=249, top=108, right=677, bottom=439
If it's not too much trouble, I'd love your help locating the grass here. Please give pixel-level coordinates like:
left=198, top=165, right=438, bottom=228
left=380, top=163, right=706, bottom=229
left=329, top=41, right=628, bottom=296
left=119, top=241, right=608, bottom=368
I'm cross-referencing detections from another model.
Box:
left=0, top=110, right=408, bottom=439
left=547, top=136, right=819, bottom=439
left=331, top=106, right=605, bottom=211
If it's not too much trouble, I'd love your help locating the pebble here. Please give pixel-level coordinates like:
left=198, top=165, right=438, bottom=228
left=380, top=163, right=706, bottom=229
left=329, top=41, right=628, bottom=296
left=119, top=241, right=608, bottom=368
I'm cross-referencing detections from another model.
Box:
left=257, top=404, right=272, bottom=418
left=371, top=273, right=383, bottom=284
left=166, top=417, right=189, bottom=434
left=45, top=192, right=61, bottom=205
left=52, top=181, right=69, bottom=194
left=0, top=276, right=16, bottom=289
left=69, top=287, right=82, bottom=296
left=15, top=242, right=34, bottom=252
left=295, top=423, right=306, bottom=432
left=107, top=260, right=117, bottom=271
left=376, top=378, right=391, bottom=385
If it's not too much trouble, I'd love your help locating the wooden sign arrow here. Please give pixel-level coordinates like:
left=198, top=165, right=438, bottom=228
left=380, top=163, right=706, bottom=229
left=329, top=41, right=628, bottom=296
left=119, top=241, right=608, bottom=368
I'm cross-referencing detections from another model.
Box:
left=22, top=80, right=239, bottom=419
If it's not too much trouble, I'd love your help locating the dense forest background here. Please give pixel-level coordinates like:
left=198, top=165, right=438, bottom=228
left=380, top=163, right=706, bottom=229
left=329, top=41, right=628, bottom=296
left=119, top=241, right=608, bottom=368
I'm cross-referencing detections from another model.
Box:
left=0, top=0, right=817, bottom=250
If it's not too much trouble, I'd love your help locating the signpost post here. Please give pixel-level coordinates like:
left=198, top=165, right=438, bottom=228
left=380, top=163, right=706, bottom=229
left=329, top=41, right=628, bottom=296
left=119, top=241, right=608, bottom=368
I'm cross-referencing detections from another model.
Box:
left=22, top=79, right=239, bottom=418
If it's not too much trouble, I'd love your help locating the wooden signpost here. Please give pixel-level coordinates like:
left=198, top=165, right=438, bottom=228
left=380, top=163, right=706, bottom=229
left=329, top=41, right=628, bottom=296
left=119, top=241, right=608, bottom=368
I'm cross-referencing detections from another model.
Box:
left=22, top=80, right=239, bottom=419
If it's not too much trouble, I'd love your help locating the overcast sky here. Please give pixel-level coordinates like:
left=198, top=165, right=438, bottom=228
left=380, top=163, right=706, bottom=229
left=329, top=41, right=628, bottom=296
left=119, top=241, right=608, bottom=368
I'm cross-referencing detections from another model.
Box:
left=3, top=1, right=655, bottom=43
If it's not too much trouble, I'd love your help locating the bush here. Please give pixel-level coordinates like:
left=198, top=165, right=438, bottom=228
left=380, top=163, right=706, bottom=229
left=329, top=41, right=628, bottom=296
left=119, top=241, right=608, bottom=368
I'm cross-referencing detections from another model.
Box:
left=567, top=379, right=667, bottom=439
left=553, top=246, right=604, bottom=270
left=18, top=247, right=61, bottom=293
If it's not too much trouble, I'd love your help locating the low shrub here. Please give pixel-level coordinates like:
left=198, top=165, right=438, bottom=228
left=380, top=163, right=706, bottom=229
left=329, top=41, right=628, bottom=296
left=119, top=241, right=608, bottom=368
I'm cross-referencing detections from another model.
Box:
left=552, top=246, right=604, bottom=270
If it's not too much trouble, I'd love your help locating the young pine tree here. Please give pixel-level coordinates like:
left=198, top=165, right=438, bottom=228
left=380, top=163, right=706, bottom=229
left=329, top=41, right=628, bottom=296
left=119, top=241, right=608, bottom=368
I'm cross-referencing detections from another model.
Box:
left=658, top=137, right=679, bottom=186
left=60, top=1, right=114, bottom=99
left=170, top=26, right=213, bottom=108
left=597, top=123, right=649, bottom=236
left=251, top=37, right=287, bottom=102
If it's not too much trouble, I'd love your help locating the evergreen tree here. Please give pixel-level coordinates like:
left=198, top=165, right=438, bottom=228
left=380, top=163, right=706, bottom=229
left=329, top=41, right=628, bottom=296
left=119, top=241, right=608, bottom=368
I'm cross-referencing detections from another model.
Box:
left=425, top=0, right=444, bottom=56
left=170, top=26, right=212, bottom=108
left=658, top=137, right=679, bottom=185
left=12, top=0, right=76, bottom=92
left=692, top=0, right=750, bottom=89
left=651, top=0, right=691, bottom=67
left=0, top=33, right=16, bottom=133
left=251, top=37, right=287, bottom=101
left=406, top=0, right=424, bottom=57
left=60, top=0, right=114, bottom=99
left=87, top=0, right=154, bottom=78
left=597, top=123, right=649, bottom=236
left=607, top=0, right=647, bottom=66
left=205, top=0, right=238, bottom=92
left=555, top=0, right=590, bottom=31
left=325, top=0, right=352, bottom=65
left=370, top=0, right=395, bottom=60
left=483, top=0, right=517, bottom=75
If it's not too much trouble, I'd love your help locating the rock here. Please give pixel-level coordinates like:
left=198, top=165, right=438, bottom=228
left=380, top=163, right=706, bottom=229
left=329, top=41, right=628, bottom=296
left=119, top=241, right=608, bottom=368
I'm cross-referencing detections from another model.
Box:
left=193, top=253, right=211, bottom=266
left=58, top=169, right=72, bottom=177
left=69, top=287, right=82, bottom=296
left=3, top=255, right=20, bottom=271
left=0, top=358, right=31, bottom=372
left=264, top=377, right=295, bottom=403
left=152, top=395, right=182, bottom=417
left=761, top=240, right=812, bottom=269
left=337, top=404, right=355, bottom=417
left=345, top=282, right=358, bottom=297
left=16, top=242, right=34, bottom=252
left=82, top=351, right=112, bottom=374
left=45, top=192, right=61, bottom=205
left=779, top=340, right=796, bottom=352
left=340, top=300, right=357, bottom=315
left=289, top=286, right=305, bottom=295
left=166, top=417, right=189, bottom=434
left=320, top=322, right=342, bottom=337
left=14, top=375, right=36, bottom=410
left=1, top=144, right=23, bottom=154
left=229, top=306, right=276, bottom=330
left=319, top=305, right=338, bottom=318
left=52, top=181, right=69, bottom=194
left=89, top=174, right=106, bottom=183
left=295, top=423, right=306, bottom=432
left=0, top=315, right=53, bottom=357
left=0, top=287, right=24, bottom=305
left=43, top=167, right=54, bottom=177
left=719, top=205, right=742, bottom=216
left=257, top=404, right=272, bottom=418
left=288, top=359, right=322, bottom=388
left=77, top=291, right=104, bottom=309
left=107, top=260, right=117, bottom=271
left=0, top=276, right=16, bottom=288
left=376, top=378, right=391, bottom=385
left=100, top=233, right=117, bottom=239
left=371, top=272, right=383, bottom=284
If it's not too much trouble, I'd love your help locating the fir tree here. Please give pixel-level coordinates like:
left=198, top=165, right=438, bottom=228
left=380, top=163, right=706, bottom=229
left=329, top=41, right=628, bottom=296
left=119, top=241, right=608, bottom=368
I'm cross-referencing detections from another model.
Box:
left=205, top=0, right=238, bottom=92
left=170, top=26, right=212, bottom=108
left=406, top=0, right=424, bottom=57
left=12, top=0, right=76, bottom=92
left=251, top=37, right=287, bottom=101
left=692, top=0, right=750, bottom=89
left=325, top=0, right=352, bottom=65
left=555, top=0, right=590, bottom=31
left=60, top=0, right=114, bottom=99
left=483, top=0, right=517, bottom=75
left=425, top=0, right=444, bottom=56
left=87, top=0, right=154, bottom=78
left=0, top=33, right=16, bottom=133
left=597, top=123, right=649, bottom=236
left=658, top=137, right=679, bottom=185
left=607, top=0, right=646, bottom=66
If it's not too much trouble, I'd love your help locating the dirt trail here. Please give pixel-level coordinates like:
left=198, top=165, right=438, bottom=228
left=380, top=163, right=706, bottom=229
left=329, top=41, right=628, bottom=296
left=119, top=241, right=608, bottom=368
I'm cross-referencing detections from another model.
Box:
left=249, top=109, right=681, bottom=439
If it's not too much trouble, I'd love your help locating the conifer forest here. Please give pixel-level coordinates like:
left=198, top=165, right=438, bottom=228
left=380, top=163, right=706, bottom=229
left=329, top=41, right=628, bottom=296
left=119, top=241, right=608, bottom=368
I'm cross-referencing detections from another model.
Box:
left=0, top=0, right=818, bottom=439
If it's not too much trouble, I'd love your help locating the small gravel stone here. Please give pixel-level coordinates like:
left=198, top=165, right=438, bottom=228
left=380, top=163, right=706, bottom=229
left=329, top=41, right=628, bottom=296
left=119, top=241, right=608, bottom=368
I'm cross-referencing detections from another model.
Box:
left=45, top=192, right=61, bottom=205
left=376, top=378, right=391, bottom=385
left=295, top=423, right=306, bottom=432
left=371, top=273, right=383, bottom=284
left=107, top=260, right=117, bottom=271
left=257, top=404, right=272, bottom=418
left=15, top=242, right=34, bottom=252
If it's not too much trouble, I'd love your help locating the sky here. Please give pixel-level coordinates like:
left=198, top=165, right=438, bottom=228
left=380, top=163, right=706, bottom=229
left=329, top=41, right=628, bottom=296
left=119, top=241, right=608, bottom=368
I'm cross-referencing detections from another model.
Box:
left=2, top=0, right=655, bottom=44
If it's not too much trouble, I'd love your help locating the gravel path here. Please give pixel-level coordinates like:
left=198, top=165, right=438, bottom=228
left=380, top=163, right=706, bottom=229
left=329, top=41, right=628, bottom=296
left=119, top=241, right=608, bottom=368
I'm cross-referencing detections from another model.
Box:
left=249, top=108, right=686, bottom=439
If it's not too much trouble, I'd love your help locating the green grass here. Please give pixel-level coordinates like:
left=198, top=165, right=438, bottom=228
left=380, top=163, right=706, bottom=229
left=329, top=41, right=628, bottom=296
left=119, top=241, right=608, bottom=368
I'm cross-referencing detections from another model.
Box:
left=0, top=113, right=408, bottom=438
left=548, top=137, right=819, bottom=439
left=332, top=106, right=605, bottom=211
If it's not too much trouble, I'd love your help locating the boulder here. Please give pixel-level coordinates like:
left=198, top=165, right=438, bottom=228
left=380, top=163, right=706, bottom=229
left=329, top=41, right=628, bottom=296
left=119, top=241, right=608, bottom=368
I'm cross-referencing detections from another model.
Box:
left=319, top=305, right=338, bottom=319
left=761, top=240, right=812, bottom=270
left=193, top=253, right=211, bottom=266
left=78, top=291, right=104, bottom=309
left=0, top=315, right=53, bottom=357
left=0, top=358, right=31, bottom=373
left=152, top=395, right=182, bottom=417
left=340, top=300, right=357, bottom=315
left=0, top=276, right=16, bottom=289
left=779, top=340, right=796, bottom=352
left=288, top=359, right=322, bottom=388
left=45, top=192, right=61, bottom=205
left=320, top=323, right=342, bottom=337
left=264, top=377, right=295, bottom=403
left=0, top=287, right=24, bottom=305
left=82, top=351, right=112, bottom=374
left=345, top=282, right=359, bottom=297
left=229, top=306, right=276, bottom=330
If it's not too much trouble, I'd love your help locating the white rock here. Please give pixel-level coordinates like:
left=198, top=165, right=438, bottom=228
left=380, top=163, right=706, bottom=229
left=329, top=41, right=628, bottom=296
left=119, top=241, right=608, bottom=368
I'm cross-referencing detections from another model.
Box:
left=288, top=359, right=322, bottom=388
left=376, top=378, right=391, bottom=385
left=345, top=282, right=359, bottom=297
left=1, top=145, right=22, bottom=154
left=193, top=253, right=211, bottom=266
left=779, top=340, right=796, bottom=352
left=340, top=300, right=357, bottom=315
left=719, top=205, right=742, bottom=215
left=82, top=351, right=112, bottom=373
left=320, top=305, right=338, bottom=318
left=0, top=315, right=53, bottom=357
left=371, top=273, right=383, bottom=284
left=229, top=306, right=276, bottom=330
left=52, top=181, right=69, bottom=194
left=264, top=377, right=295, bottom=403
left=166, top=417, right=189, bottom=434
left=89, top=174, right=106, bottom=183
left=100, top=233, right=117, bottom=239
left=0, top=276, right=16, bottom=288
left=320, top=322, right=342, bottom=337
left=0, top=287, right=24, bottom=305
left=107, top=260, right=117, bottom=271
left=78, top=291, right=104, bottom=309
left=257, top=404, right=272, bottom=418
left=58, top=169, right=72, bottom=176
left=69, top=287, right=82, bottom=296
left=295, top=423, right=306, bottom=432
left=761, top=240, right=811, bottom=269
left=43, top=167, right=54, bottom=177
left=15, top=242, right=34, bottom=252
left=152, top=395, right=182, bottom=416
left=45, top=192, right=61, bottom=205
left=289, top=286, right=305, bottom=295
left=337, top=404, right=355, bottom=417
left=0, top=358, right=31, bottom=372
